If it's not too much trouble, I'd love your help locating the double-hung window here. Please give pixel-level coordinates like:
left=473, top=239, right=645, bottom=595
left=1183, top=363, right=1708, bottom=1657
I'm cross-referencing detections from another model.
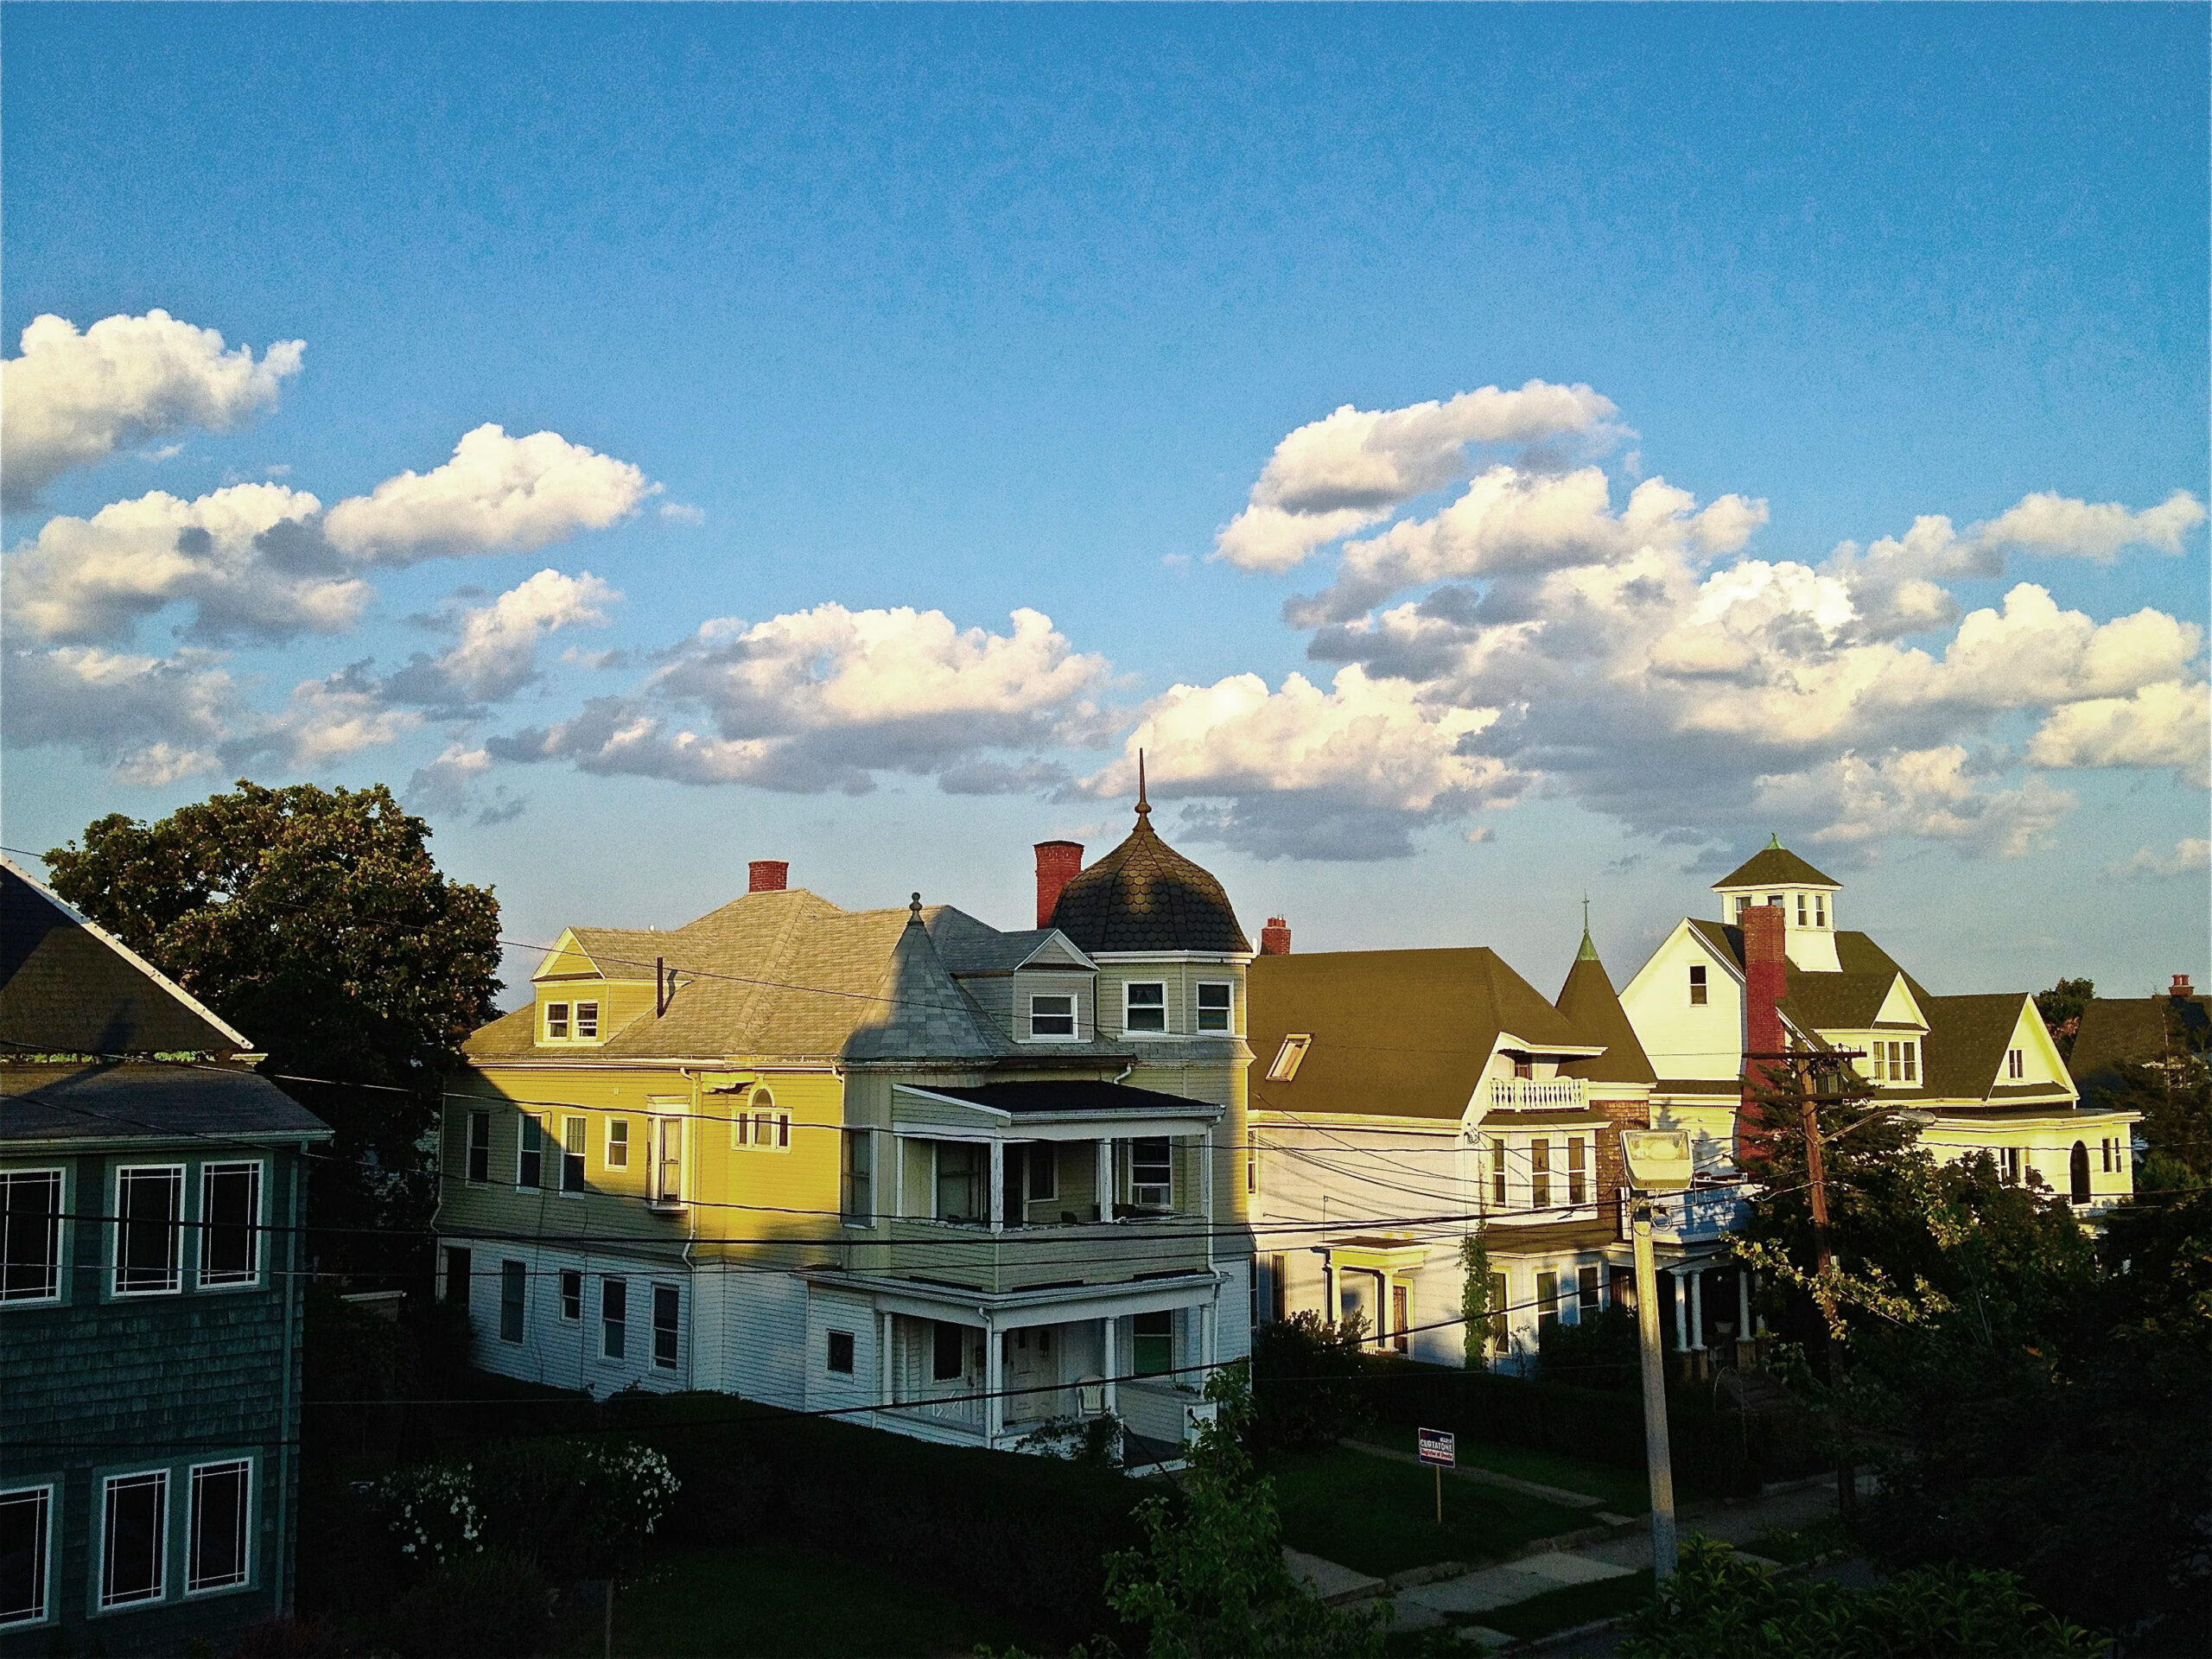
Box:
left=558, top=1269, right=582, bottom=1322
left=1132, top=1311, right=1173, bottom=1376
left=115, top=1166, right=183, bottom=1296
left=573, top=1001, right=599, bottom=1040
left=187, top=1459, right=251, bottom=1593
left=99, top=1471, right=167, bottom=1608
left=1796, top=894, right=1808, bottom=926
left=499, top=1261, right=525, bottom=1344
left=2006, top=1048, right=2024, bottom=1081
left=1, top=1170, right=63, bottom=1304
left=1029, top=995, right=1076, bottom=1038
left=605, top=1118, right=629, bottom=1170
left=1567, top=1138, right=1587, bottom=1207
left=1688, top=964, right=1707, bottom=1006
left=518, top=1117, right=544, bottom=1189
left=840, top=1128, right=874, bottom=1224
left=561, top=1117, right=588, bottom=1193
left=1535, top=1272, right=1560, bottom=1332
left=466, top=1111, right=491, bottom=1184
left=1, top=1485, right=53, bottom=1626
left=1490, top=1140, right=1507, bottom=1207
left=1129, top=1138, right=1172, bottom=1210
left=1999, top=1147, right=2023, bottom=1183
left=1196, top=982, right=1231, bottom=1033
left=544, top=1002, right=569, bottom=1041
left=1576, top=1264, right=1601, bottom=1318
left=601, top=1278, right=627, bottom=1359
left=199, top=1162, right=262, bottom=1288
left=1124, top=982, right=1166, bottom=1033
left=1529, top=1140, right=1553, bottom=1211
left=652, top=1284, right=679, bottom=1370
left=1486, top=1271, right=1509, bottom=1349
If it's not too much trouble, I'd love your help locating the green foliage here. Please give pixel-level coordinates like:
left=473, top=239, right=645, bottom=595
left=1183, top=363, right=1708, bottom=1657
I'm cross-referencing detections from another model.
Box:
left=1249, top=1310, right=1375, bottom=1452
left=1015, top=1412, right=1126, bottom=1469
left=1535, top=1300, right=1639, bottom=1392
left=46, top=780, right=501, bottom=1279
left=1103, top=1366, right=1386, bottom=1659
left=1458, top=1229, right=1491, bottom=1371
left=383, top=1548, right=551, bottom=1658
left=469, top=1436, right=680, bottom=1581
left=1619, top=1535, right=2103, bottom=1658
left=2034, top=977, right=2094, bottom=1061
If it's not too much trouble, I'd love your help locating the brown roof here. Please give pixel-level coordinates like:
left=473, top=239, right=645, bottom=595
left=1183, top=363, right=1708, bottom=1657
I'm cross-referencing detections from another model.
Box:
left=1249, top=947, right=1592, bottom=1122
left=1047, top=803, right=1249, bottom=955
left=1555, top=938, right=1657, bottom=1087
left=1713, top=839, right=1840, bottom=890
left=1, top=861, right=250, bottom=1058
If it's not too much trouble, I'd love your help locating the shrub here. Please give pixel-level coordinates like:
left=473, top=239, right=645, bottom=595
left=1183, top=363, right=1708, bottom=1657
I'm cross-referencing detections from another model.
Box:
left=1619, top=1535, right=2105, bottom=1658
left=1249, top=1312, right=1374, bottom=1451
left=1536, top=1302, right=1640, bottom=1392
left=471, top=1437, right=678, bottom=1581
left=374, top=1460, right=482, bottom=1568
left=385, top=1548, right=552, bottom=1658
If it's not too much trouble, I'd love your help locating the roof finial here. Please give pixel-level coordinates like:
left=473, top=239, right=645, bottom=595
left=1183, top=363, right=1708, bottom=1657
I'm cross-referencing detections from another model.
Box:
left=908, top=891, right=923, bottom=925
left=1577, top=892, right=1599, bottom=961
left=1135, top=748, right=1151, bottom=818
left=1766, top=831, right=1782, bottom=849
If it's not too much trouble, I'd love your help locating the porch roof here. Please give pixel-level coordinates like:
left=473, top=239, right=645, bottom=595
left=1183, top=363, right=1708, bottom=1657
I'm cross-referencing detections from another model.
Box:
left=895, top=1079, right=1222, bottom=1121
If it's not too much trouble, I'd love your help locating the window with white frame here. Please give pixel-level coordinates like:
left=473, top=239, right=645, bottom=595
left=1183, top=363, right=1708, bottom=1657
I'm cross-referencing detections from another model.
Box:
left=2000, top=1147, right=2023, bottom=1183
left=1535, top=1270, right=1560, bottom=1331
left=198, top=1162, right=262, bottom=1288
left=1028, top=994, right=1076, bottom=1038
left=606, top=1117, right=630, bottom=1170
left=559, top=1269, right=582, bottom=1321
left=0, top=1485, right=53, bottom=1626
left=1267, top=1034, right=1311, bottom=1082
left=1490, top=1139, right=1507, bottom=1207
left=1529, top=1139, right=1552, bottom=1209
left=574, top=1001, right=600, bottom=1040
left=1576, top=1264, right=1601, bottom=1318
left=2006, top=1048, right=2024, bottom=1080
left=841, top=1128, right=874, bottom=1224
left=652, top=1284, right=680, bottom=1370
left=827, top=1329, right=855, bottom=1374
left=649, top=1115, right=684, bottom=1205
left=1567, top=1138, right=1588, bottom=1206
left=734, top=1088, right=788, bottom=1151
left=561, top=1116, right=588, bottom=1193
left=543, top=1001, right=570, bottom=1041
left=1815, top=893, right=1827, bottom=926
left=934, top=1143, right=985, bottom=1222
left=1, top=1170, right=63, bottom=1304
left=100, top=1471, right=167, bottom=1608
left=1869, top=1040, right=1919, bottom=1086
left=466, top=1111, right=491, bottom=1184
left=518, top=1116, right=545, bottom=1188
left=602, top=1278, right=627, bottom=1359
left=114, top=1166, right=183, bottom=1296
left=1796, top=894, right=1808, bottom=926
left=1129, top=1138, right=1173, bottom=1210
left=1124, top=982, right=1166, bottom=1033
left=1688, top=964, right=1707, bottom=1006
left=187, top=1459, right=251, bottom=1593
left=1196, top=982, right=1231, bottom=1033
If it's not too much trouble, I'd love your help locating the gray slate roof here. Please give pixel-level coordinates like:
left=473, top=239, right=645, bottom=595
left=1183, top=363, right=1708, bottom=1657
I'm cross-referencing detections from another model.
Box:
left=1, top=860, right=250, bottom=1058
left=2, top=1061, right=330, bottom=1147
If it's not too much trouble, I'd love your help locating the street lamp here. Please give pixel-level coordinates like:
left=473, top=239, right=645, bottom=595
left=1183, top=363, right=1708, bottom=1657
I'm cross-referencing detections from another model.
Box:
left=1621, top=1128, right=1694, bottom=1584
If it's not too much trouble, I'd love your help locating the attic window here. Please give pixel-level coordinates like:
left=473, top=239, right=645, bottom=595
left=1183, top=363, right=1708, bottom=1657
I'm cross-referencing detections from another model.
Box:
left=1815, top=894, right=1827, bottom=927
left=1029, top=995, right=1076, bottom=1039
left=1267, top=1034, right=1312, bottom=1083
left=1796, top=894, right=1808, bottom=926
left=1688, top=965, right=1707, bottom=1007
left=575, top=1001, right=600, bottom=1040
left=2007, top=1048, right=2024, bottom=1081
left=545, top=1002, right=569, bottom=1040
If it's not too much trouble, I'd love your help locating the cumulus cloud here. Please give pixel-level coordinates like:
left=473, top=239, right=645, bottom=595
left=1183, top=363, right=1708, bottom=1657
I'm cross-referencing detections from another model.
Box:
left=1, top=644, right=242, bottom=784
left=1, top=310, right=303, bottom=505
left=404, top=741, right=526, bottom=824
left=1752, top=747, right=2075, bottom=859
left=492, top=604, right=1110, bottom=793
left=2026, top=679, right=2211, bottom=787
left=323, top=424, right=652, bottom=563
left=385, top=569, right=619, bottom=709
left=1974, top=489, right=2206, bottom=563
left=1215, top=381, right=1620, bottom=572
left=2107, top=838, right=2211, bottom=880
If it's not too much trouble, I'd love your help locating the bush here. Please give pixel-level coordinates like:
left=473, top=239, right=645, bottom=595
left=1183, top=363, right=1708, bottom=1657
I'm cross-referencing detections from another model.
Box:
left=384, top=1548, right=552, bottom=1658
left=374, top=1460, right=483, bottom=1569
left=1620, top=1535, right=2105, bottom=1657
left=472, top=1436, right=678, bottom=1581
left=1249, top=1312, right=1374, bottom=1452
left=1537, top=1303, right=1640, bottom=1392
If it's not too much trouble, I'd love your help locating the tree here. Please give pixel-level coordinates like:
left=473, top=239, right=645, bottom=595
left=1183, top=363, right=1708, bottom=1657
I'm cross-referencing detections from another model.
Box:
left=47, top=780, right=501, bottom=1281
left=1102, top=1364, right=1385, bottom=1659
left=2033, top=976, right=2094, bottom=1061
left=1248, top=1311, right=1372, bottom=1452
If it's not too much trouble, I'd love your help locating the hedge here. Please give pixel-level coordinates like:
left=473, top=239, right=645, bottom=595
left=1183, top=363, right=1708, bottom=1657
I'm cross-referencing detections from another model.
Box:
left=602, top=1391, right=1144, bottom=1644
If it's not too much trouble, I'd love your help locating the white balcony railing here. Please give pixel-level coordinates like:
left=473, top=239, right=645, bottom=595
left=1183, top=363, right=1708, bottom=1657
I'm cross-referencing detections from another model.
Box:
left=1484, top=1077, right=1589, bottom=1113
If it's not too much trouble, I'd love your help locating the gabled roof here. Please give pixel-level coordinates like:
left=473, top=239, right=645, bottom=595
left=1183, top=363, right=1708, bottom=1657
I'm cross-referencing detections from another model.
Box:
left=1713, top=838, right=1840, bottom=890
left=1047, top=793, right=1249, bottom=956
left=1249, top=947, right=1593, bottom=1122
left=2070, top=995, right=2210, bottom=1084
left=1685, top=920, right=1931, bottom=1033
left=1, top=859, right=251, bottom=1058
left=1555, top=936, right=1657, bottom=1087
left=1921, top=994, right=2067, bottom=1103
left=2, top=1061, right=329, bottom=1148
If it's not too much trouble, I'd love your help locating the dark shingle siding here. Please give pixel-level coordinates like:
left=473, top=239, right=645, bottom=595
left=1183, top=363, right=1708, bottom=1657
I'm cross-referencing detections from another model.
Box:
left=1713, top=845, right=1841, bottom=890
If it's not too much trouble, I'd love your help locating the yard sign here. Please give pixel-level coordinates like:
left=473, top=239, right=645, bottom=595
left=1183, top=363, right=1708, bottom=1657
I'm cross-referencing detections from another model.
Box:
left=1418, top=1427, right=1455, bottom=1526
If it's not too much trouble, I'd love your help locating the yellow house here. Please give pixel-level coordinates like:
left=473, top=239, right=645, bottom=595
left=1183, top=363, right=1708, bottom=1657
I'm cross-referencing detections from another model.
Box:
left=433, top=794, right=1255, bottom=1459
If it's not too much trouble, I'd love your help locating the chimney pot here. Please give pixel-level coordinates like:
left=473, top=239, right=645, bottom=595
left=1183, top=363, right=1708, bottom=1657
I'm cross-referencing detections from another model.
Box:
left=1034, top=841, right=1084, bottom=929
left=2172, top=973, right=2195, bottom=1001
left=748, top=860, right=789, bottom=893
left=1260, top=917, right=1293, bottom=956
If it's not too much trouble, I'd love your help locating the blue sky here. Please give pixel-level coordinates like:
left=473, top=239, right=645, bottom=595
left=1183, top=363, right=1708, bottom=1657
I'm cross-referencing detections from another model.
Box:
left=4, top=3, right=2206, bottom=1003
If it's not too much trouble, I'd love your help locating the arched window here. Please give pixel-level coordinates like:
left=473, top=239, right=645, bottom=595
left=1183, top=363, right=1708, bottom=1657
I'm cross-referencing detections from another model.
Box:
left=2069, top=1141, right=2090, bottom=1205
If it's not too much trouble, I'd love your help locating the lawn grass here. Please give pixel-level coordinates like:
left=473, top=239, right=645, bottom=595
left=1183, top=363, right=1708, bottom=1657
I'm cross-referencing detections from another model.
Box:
left=1478, top=1567, right=1656, bottom=1641
left=1265, top=1445, right=1592, bottom=1577
left=1351, top=1422, right=1660, bottom=1515
left=563, top=1545, right=1025, bottom=1658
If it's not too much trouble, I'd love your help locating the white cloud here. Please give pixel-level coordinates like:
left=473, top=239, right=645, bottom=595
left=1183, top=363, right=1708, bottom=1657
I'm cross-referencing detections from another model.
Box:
left=323, top=424, right=653, bottom=563
left=493, top=605, right=1110, bottom=793
left=1754, top=747, right=2075, bottom=859
left=1, top=309, right=303, bottom=505
left=2108, top=838, right=2211, bottom=880
left=2026, top=679, right=2211, bottom=787
left=267, top=666, right=422, bottom=766
left=385, top=569, right=618, bottom=708
left=4, top=483, right=364, bottom=645
left=1215, top=381, right=1620, bottom=572
left=658, top=501, right=705, bottom=525
left=1, top=644, right=242, bottom=784
left=1974, top=489, right=2205, bottom=563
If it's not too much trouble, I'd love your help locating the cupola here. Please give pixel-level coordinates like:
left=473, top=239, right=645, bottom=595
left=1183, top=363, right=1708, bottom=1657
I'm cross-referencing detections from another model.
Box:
left=1712, top=835, right=1841, bottom=973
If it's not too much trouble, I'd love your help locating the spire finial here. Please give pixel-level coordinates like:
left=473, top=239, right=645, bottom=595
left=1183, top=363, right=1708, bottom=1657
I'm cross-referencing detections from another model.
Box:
left=1135, top=748, right=1151, bottom=818
left=1576, top=891, right=1599, bottom=961
left=1766, top=831, right=1782, bottom=849
left=908, top=891, right=923, bottom=925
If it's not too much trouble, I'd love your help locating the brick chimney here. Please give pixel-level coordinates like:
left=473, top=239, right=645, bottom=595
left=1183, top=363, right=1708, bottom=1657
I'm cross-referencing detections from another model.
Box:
left=1034, top=841, right=1084, bottom=929
left=2172, top=973, right=2196, bottom=1001
left=748, top=860, right=789, bottom=893
left=1739, top=902, right=1789, bottom=1169
left=1260, top=917, right=1292, bottom=956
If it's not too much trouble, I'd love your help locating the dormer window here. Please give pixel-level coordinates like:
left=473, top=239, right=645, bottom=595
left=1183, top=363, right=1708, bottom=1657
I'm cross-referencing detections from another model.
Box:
left=1870, top=1039, right=1919, bottom=1085
left=1029, top=995, right=1076, bottom=1039
left=1268, top=1034, right=1311, bottom=1082
left=1124, top=982, right=1166, bottom=1033
left=575, top=1001, right=599, bottom=1040
left=1733, top=897, right=1750, bottom=923
left=1815, top=894, right=1827, bottom=927
left=545, top=1002, right=569, bottom=1040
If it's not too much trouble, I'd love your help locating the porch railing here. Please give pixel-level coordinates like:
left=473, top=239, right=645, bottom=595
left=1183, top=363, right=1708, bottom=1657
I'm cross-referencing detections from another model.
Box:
left=1484, top=1077, right=1589, bottom=1112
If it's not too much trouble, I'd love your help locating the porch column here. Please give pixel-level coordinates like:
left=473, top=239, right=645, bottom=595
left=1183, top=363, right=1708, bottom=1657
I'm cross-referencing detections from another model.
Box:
left=879, top=1312, right=895, bottom=1410
left=1671, top=1268, right=1689, bottom=1352
left=989, top=1141, right=1006, bottom=1232
left=893, top=1135, right=906, bottom=1219
left=984, top=1319, right=1004, bottom=1443
left=1096, top=1139, right=1116, bottom=1219
left=1102, top=1315, right=1118, bottom=1414
left=1737, top=1268, right=1752, bottom=1340
left=1688, top=1268, right=1705, bottom=1351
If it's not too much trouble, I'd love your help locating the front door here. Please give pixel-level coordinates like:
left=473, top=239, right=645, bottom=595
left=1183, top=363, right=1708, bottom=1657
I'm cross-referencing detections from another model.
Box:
left=1004, top=1325, right=1057, bottom=1421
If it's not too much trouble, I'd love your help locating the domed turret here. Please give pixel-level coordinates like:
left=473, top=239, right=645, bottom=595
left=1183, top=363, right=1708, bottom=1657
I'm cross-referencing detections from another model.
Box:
left=1047, top=761, right=1249, bottom=955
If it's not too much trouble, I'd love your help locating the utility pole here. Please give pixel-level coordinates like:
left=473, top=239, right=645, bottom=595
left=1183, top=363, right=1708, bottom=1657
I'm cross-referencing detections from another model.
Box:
left=1630, top=1192, right=1678, bottom=1582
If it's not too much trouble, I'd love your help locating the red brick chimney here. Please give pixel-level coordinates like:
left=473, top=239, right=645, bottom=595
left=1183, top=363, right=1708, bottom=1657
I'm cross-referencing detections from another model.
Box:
left=748, top=860, right=789, bottom=893
left=1034, top=841, right=1084, bottom=928
left=1260, top=917, right=1292, bottom=956
left=1739, top=902, right=1789, bottom=1169
left=2172, top=973, right=2195, bottom=1001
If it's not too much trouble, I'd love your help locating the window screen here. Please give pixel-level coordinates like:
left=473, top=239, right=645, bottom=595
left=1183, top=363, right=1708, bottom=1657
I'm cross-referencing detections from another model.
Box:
left=1130, top=1138, right=1172, bottom=1209
left=0, top=1172, right=61, bottom=1303
left=116, top=1166, right=182, bottom=1294
left=188, top=1459, right=251, bottom=1592
left=200, top=1162, right=261, bottom=1286
left=100, top=1472, right=167, bottom=1608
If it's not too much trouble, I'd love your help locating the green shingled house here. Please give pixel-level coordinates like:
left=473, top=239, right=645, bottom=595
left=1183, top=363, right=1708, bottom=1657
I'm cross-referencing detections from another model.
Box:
left=2, top=858, right=330, bottom=1652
